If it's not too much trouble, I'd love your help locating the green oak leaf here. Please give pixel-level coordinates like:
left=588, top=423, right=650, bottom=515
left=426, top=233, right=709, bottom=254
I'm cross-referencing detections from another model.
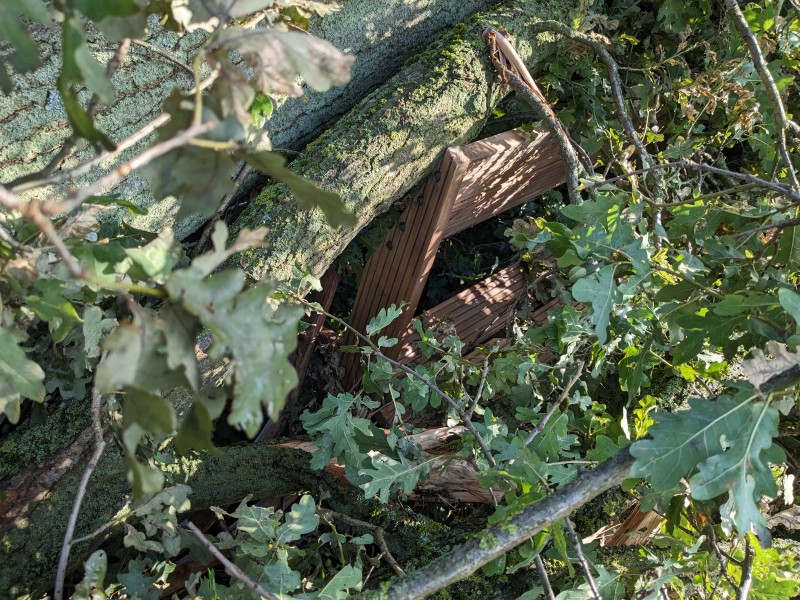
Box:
left=174, top=391, right=226, bottom=455
left=775, top=226, right=800, bottom=267
left=366, top=304, right=404, bottom=336
left=72, top=550, right=108, bottom=600
left=300, top=393, right=374, bottom=466
left=58, top=13, right=115, bottom=149
left=82, top=306, right=117, bottom=369
left=262, top=559, right=301, bottom=597
left=315, top=564, right=362, bottom=600
left=216, top=26, right=354, bottom=96
left=0, top=0, right=50, bottom=91
left=0, top=327, right=46, bottom=423
left=359, top=454, right=438, bottom=503
left=778, top=288, right=800, bottom=328
left=689, top=402, right=783, bottom=546
left=141, top=145, right=235, bottom=220
left=571, top=264, right=618, bottom=345
left=25, top=279, right=82, bottom=343
left=165, top=260, right=302, bottom=437
left=276, top=495, right=319, bottom=545
left=630, top=396, right=753, bottom=490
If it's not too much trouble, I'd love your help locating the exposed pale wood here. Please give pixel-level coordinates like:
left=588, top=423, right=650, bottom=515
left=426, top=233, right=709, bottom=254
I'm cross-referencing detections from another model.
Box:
left=341, top=148, right=470, bottom=389
left=273, top=426, right=500, bottom=503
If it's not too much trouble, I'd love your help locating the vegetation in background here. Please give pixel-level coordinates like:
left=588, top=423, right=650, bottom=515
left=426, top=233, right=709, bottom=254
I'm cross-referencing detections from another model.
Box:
left=1, top=0, right=799, bottom=598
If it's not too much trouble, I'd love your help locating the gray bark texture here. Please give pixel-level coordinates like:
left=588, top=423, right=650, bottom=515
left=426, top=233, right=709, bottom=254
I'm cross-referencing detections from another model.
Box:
left=231, top=0, right=578, bottom=284
left=0, top=0, right=495, bottom=238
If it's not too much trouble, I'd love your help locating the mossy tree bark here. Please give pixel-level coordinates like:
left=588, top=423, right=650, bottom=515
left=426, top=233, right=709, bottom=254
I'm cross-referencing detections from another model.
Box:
left=0, top=0, right=495, bottom=238
left=0, top=430, right=376, bottom=598
left=232, top=0, right=579, bottom=284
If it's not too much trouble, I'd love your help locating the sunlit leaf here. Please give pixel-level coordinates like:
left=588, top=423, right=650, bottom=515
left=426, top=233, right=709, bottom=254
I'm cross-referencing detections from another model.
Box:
left=0, top=327, right=46, bottom=423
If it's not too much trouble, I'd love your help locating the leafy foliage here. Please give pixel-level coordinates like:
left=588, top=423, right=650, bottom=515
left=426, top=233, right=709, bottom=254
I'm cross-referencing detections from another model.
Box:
left=1, top=0, right=800, bottom=598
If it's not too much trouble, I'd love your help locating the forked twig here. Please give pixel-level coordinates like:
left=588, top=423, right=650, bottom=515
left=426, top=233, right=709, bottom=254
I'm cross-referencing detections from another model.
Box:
left=320, top=509, right=405, bottom=576
left=293, top=296, right=498, bottom=468
left=184, top=521, right=279, bottom=600
left=525, top=362, right=584, bottom=446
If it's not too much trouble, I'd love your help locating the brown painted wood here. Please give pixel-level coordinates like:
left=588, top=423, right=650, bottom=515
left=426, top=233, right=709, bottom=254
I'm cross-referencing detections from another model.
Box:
left=398, top=263, right=526, bottom=364
left=342, top=125, right=568, bottom=390
left=341, top=147, right=470, bottom=389
left=445, top=126, right=566, bottom=237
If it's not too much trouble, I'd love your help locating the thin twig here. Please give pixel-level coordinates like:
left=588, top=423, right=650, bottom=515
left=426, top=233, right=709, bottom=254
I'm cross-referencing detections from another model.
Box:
left=724, top=0, right=799, bottom=190
left=26, top=199, right=85, bottom=279
left=530, top=21, right=667, bottom=241
left=48, top=121, right=217, bottom=216
left=705, top=525, right=738, bottom=590
left=564, top=516, right=600, bottom=600
left=54, top=390, right=107, bottom=600
left=534, top=554, right=556, bottom=600
left=585, top=160, right=800, bottom=202
left=9, top=72, right=219, bottom=194
left=295, top=297, right=497, bottom=468
left=320, top=509, right=405, bottom=576
left=185, top=521, right=279, bottom=600
left=466, top=356, right=490, bottom=419
left=525, top=362, right=584, bottom=446
left=131, top=39, right=194, bottom=74
left=736, top=536, right=754, bottom=600
left=0, top=222, right=21, bottom=249
left=732, top=215, right=800, bottom=237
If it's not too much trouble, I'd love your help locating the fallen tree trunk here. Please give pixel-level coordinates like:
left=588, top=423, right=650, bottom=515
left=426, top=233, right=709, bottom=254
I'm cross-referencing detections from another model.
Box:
left=0, top=0, right=494, bottom=238
left=232, top=0, right=579, bottom=283
left=0, top=424, right=490, bottom=597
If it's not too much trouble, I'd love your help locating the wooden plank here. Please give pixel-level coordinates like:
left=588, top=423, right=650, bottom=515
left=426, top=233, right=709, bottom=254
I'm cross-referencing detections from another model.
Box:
left=398, top=263, right=526, bottom=364
left=341, top=147, right=470, bottom=389
left=444, top=126, right=566, bottom=237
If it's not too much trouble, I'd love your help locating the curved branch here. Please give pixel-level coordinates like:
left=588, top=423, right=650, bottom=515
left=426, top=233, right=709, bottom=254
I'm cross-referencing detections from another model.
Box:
left=724, top=0, right=799, bottom=190
left=385, top=449, right=634, bottom=600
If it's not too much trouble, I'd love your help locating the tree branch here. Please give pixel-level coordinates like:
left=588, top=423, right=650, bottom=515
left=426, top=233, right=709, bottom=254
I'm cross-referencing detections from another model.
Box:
left=564, top=515, right=600, bottom=600
left=385, top=449, right=634, bottom=600
left=54, top=390, right=106, bottom=600
left=483, top=27, right=587, bottom=203
left=535, top=554, right=556, bottom=600
left=724, top=0, right=799, bottom=190
left=585, top=160, right=800, bottom=202
left=735, top=536, right=754, bottom=600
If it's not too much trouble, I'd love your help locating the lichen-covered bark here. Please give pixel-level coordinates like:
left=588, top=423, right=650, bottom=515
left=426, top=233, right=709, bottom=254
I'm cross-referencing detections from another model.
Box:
left=0, top=438, right=352, bottom=597
left=0, top=0, right=495, bottom=238
left=232, top=0, right=578, bottom=284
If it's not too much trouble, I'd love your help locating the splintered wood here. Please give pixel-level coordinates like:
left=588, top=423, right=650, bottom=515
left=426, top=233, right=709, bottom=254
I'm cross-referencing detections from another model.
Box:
left=342, top=125, right=566, bottom=389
